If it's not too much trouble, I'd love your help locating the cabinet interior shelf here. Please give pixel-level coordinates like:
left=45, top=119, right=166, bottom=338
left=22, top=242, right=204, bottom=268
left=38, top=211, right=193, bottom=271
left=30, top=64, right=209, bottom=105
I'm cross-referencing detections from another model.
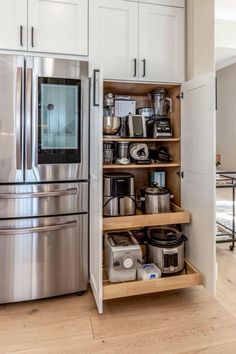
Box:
left=103, top=204, right=190, bottom=231
left=103, top=261, right=201, bottom=300
left=103, top=137, right=180, bottom=142
left=103, top=162, right=181, bottom=169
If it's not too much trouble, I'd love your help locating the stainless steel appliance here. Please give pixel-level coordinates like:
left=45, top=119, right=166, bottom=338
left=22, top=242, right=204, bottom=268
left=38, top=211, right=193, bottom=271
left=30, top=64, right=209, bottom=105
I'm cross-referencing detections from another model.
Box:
left=103, top=173, right=136, bottom=216
left=104, top=231, right=142, bottom=282
left=147, top=226, right=187, bottom=275
left=141, top=186, right=170, bottom=214
left=116, top=142, right=130, bottom=165
left=0, top=55, right=89, bottom=303
left=103, top=93, right=121, bottom=136
left=150, top=89, right=173, bottom=138
left=128, top=114, right=147, bottom=138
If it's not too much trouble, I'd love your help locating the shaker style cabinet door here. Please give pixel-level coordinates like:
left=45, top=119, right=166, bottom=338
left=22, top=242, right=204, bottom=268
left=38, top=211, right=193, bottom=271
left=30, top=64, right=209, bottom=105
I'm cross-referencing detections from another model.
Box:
left=0, top=0, right=27, bottom=51
left=139, top=3, right=185, bottom=83
left=89, top=0, right=139, bottom=81
left=28, top=0, right=88, bottom=55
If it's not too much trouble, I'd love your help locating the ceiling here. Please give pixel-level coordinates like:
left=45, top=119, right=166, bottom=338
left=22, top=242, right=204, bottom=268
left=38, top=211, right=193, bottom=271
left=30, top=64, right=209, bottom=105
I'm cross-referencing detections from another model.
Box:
left=215, top=0, right=236, bottom=70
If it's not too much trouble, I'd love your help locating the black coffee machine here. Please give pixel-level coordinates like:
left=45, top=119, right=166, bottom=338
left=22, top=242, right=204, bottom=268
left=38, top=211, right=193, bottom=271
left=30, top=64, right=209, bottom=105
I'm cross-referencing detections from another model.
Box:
left=150, top=89, right=173, bottom=137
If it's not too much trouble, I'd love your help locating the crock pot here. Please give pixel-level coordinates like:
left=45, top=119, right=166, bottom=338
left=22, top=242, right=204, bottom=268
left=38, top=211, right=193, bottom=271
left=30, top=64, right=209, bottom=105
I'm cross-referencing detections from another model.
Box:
left=147, top=226, right=187, bottom=275
left=141, top=186, right=170, bottom=214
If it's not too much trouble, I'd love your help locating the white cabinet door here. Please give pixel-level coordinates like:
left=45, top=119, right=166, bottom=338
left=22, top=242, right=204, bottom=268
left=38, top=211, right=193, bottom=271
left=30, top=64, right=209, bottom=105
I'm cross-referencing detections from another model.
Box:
left=89, top=67, right=103, bottom=314
left=28, top=0, right=88, bottom=55
left=139, top=3, right=185, bottom=83
left=0, top=0, right=27, bottom=51
left=182, top=73, right=216, bottom=294
left=89, top=0, right=139, bottom=81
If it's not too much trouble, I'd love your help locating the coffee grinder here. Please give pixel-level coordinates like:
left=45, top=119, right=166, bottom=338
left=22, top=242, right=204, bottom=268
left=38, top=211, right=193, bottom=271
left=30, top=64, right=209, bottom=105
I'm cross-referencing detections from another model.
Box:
left=150, top=89, right=173, bottom=137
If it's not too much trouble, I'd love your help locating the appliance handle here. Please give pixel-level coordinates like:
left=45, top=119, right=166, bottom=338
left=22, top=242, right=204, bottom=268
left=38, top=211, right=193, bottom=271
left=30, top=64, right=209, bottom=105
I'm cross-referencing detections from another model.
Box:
left=0, top=221, right=78, bottom=235
left=166, top=97, right=172, bottom=113
left=93, top=69, right=100, bottom=107
left=26, top=68, right=33, bottom=169
left=16, top=67, right=22, bottom=170
left=0, top=188, right=78, bottom=199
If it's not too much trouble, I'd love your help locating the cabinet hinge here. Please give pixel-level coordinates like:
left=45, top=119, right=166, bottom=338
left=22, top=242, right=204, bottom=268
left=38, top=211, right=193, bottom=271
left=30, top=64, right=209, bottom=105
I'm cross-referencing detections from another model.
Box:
left=177, top=170, right=184, bottom=179
left=176, top=92, right=184, bottom=100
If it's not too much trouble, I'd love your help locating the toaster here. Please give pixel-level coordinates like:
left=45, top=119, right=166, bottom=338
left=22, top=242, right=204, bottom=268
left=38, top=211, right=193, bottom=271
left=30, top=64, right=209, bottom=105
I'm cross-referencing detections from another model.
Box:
left=104, top=231, right=142, bottom=283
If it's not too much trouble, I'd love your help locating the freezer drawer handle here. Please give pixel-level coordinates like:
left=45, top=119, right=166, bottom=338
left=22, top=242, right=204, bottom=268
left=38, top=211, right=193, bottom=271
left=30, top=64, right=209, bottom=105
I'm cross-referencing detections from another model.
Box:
left=0, top=188, right=78, bottom=199
left=0, top=221, right=78, bottom=235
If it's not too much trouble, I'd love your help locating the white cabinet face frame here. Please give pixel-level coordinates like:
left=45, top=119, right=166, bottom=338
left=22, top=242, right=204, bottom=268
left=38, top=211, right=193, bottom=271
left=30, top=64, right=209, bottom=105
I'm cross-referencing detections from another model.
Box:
left=89, top=0, right=139, bottom=81
left=139, top=3, right=185, bottom=83
left=0, top=0, right=28, bottom=51
left=139, top=0, right=185, bottom=8
left=28, top=0, right=88, bottom=55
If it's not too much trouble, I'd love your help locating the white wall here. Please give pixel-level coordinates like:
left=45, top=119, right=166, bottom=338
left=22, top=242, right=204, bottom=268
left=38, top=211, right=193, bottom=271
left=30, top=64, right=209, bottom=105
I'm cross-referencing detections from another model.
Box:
left=216, top=63, right=236, bottom=170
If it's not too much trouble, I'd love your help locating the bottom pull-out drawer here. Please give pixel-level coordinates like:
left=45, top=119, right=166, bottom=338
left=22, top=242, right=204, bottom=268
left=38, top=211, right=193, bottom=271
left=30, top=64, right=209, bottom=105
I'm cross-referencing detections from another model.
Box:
left=0, top=214, right=88, bottom=303
left=103, top=261, right=201, bottom=300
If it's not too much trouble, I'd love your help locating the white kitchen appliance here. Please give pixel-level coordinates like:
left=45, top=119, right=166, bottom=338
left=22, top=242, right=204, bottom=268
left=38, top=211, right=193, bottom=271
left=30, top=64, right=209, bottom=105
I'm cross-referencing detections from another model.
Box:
left=104, top=231, right=142, bottom=282
left=128, top=114, right=147, bottom=138
left=115, top=98, right=136, bottom=117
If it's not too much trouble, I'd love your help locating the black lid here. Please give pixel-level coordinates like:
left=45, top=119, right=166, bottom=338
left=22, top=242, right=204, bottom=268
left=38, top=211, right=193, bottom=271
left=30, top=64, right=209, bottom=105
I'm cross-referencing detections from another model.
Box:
left=148, top=227, right=186, bottom=248
left=104, top=172, right=134, bottom=179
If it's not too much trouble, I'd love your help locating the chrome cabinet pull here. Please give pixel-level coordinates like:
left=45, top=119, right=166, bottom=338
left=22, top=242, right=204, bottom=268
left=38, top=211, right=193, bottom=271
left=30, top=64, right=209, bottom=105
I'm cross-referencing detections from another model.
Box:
left=20, top=25, right=23, bottom=47
left=0, top=221, right=78, bottom=235
left=142, top=59, right=146, bottom=77
left=0, top=188, right=78, bottom=199
left=31, top=27, right=35, bottom=48
left=133, top=58, right=137, bottom=77
left=16, top=67, right=22, bottom=170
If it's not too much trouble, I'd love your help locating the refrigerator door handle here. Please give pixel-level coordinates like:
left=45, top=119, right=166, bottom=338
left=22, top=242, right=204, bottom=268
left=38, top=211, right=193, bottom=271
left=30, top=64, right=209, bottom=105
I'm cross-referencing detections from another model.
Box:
left=26, top=68, right=33, bottom=170
left=0, top=188, right=78, bottom=199
left=16, top=67, right=22, bottom=170
left=0, top=221, right=78, bottom=235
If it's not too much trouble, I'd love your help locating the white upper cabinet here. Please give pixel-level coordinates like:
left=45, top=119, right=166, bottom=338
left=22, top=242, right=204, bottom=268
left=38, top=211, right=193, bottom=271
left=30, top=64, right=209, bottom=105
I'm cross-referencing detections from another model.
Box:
left=0, top=0, right=27, bottom=51
left=28, top=0, right=88, bottom=55
left=89, top=0, right=139, bottom=81
left=140, top=0, right=184, bottom=7
left=139, top=3, right=185, bottom=83
left=89, top=0, right=185, bottom=83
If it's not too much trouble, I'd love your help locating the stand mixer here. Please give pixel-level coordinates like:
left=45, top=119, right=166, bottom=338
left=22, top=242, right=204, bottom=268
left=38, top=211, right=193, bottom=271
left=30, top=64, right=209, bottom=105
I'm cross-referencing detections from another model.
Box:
left=149, top=89, right=173, bottom=138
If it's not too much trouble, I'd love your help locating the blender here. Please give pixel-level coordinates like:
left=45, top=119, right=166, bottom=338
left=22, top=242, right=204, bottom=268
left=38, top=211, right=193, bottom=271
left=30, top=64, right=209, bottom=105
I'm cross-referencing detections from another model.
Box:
left=149, top=89, right=173, bottom=138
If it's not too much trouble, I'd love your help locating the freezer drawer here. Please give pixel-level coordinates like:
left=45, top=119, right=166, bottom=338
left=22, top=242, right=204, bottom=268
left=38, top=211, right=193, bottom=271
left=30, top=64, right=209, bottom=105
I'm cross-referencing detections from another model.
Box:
left=0, top=182, right=88, bottom=219
left=0, top=214, right=88, bottom=303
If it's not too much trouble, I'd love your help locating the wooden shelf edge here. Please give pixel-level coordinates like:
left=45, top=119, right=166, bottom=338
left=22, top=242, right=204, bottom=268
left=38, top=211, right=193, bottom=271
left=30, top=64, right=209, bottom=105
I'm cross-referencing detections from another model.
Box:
left=103, top=163, right=181, bottom=169
left=103, top=205, right=191, bottom=231
left=103, top=138, right=180, bottom=142
left=103, top=261, right=201, bottom=300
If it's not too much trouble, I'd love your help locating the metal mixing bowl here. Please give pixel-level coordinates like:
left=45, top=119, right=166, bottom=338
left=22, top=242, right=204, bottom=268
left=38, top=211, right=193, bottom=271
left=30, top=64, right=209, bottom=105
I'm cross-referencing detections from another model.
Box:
left=103, top=115, right=121, bottom=135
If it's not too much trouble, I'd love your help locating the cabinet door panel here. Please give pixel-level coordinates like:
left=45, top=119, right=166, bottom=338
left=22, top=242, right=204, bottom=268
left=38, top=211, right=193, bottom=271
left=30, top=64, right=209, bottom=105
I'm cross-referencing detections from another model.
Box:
left=182, top=73, right=216, bottom=294
left=28, top=0, right=88, bottom=55
left=0, top=0, right=27, bottom=51
left=89, top=0, right=139, bottom=81
left=139, top=3, right=185, bottom=83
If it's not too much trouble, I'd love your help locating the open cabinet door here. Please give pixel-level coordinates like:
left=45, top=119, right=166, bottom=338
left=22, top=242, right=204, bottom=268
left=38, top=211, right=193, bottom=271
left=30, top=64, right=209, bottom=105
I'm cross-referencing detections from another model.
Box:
left=89, top=67, right=103, bottom=313
left=182, top=73, right=216, bottom=294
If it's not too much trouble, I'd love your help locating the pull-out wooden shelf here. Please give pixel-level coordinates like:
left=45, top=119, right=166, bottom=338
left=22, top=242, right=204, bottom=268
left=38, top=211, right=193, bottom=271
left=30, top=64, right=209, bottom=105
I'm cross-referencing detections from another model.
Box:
left=103, top=261, right=201, bottom=300
left=103, top=137, right=180, bottom=142
left=103, top=162, right=181, bottom=169
left=103, top=204, right=190, bottom=231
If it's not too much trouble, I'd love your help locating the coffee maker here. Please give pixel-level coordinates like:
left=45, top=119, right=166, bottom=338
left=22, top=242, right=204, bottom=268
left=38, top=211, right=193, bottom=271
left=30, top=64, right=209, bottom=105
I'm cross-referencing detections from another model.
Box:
left=150, top=89, right=173, bottom=137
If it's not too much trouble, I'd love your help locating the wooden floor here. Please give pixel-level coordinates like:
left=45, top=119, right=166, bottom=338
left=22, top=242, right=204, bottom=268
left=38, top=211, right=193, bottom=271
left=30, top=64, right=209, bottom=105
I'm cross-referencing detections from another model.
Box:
left=0, top=246, right=236, bottom=354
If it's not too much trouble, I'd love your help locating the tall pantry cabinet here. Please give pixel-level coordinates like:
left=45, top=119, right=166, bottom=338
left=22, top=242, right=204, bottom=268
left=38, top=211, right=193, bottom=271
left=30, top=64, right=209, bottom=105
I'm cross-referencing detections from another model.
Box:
left=90, top=0, right=215, bottom=314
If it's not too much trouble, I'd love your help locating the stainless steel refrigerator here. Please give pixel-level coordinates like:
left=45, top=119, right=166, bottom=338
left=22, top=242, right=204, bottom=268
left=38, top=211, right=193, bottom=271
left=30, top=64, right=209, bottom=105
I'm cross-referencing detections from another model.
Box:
left=0, top=55, right=89, bottom=303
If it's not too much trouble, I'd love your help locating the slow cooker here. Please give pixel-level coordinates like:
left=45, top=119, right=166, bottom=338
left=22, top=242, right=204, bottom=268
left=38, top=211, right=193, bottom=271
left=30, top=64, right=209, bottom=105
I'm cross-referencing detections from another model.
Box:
left=147, top=226, right=187, bottom=275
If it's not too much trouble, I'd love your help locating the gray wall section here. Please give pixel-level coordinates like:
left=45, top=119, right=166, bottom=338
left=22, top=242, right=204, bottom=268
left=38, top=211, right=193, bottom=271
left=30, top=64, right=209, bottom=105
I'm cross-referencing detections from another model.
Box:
left=217, top=63, right=236, bottom=171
